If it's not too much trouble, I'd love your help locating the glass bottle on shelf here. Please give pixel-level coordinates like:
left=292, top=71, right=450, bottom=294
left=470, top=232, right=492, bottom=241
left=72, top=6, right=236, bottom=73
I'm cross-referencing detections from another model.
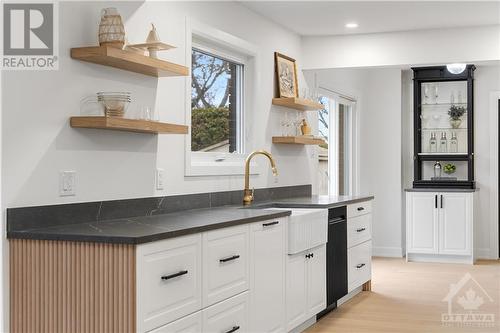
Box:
left=458, top=91, right=463, bottom=104
left=450, top=91, right=455, bottom=104
left=450, top=132, right=458, bottom=153
left=439, top=132, right=448, bottom=153
left=433, top=161, right=442, bottom=179
left=429, top=132, right=437, bottom=153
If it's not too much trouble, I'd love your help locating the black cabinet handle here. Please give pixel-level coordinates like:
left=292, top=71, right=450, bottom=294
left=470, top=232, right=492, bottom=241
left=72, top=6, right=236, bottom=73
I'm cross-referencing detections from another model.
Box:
left=310, top=253, right=314, bottom=258
left=441, top=195, right=443, bottom=209
left=356, top=263, right=365, bottom=269
left=305, top=253, right=314, bottom=259
left=356, top=227, right=366, bottom=232
left=161, top=270, right=188, bottom=281
left=357, top=207, right=365, bottom=211
left=263, top=221, right=279, bottom=227
left=435, top=195, right=438, bottom=209
left=220, top=255, right=240, bottom=263
left=224, top=326, right=240, bottom=333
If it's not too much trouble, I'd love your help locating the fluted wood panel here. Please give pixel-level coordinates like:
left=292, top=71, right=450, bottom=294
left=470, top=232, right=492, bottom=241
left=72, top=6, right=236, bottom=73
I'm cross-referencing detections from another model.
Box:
left=9, top=239, right=136, bottom=333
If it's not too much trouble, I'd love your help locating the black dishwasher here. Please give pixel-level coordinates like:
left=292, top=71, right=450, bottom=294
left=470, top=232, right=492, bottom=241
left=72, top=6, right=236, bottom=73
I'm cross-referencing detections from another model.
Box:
left=317, top=206, right=347, bottom=319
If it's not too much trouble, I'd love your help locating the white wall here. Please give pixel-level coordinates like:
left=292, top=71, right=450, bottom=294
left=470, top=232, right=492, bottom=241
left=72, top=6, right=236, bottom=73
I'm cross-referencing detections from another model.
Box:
left=1, top=1, right=317, bottom=208
left=302, top=25, right=500, bottom=69
left=305, top=67, right=404, bottom=257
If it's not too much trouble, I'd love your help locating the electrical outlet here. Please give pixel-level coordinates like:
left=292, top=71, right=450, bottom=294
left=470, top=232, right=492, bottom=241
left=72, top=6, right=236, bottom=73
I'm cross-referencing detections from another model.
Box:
left=59, top=171, right=76, bottom=196
left=156, top=168, right=165, bottom=190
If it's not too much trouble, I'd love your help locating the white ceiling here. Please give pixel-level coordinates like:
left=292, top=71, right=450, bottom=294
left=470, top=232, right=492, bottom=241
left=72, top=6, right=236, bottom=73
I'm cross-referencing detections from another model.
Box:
left=240, top=1, right=500, bottom=36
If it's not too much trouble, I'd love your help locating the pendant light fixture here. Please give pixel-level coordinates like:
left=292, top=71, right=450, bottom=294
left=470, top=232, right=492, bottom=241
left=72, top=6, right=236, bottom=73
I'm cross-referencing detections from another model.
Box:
left=446, top=63, right=467, bottom=74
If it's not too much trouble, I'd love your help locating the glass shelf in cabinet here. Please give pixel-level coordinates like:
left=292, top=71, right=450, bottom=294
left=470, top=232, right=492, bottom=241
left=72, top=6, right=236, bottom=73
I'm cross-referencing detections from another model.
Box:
left=420, top=103, right=467, bottom=106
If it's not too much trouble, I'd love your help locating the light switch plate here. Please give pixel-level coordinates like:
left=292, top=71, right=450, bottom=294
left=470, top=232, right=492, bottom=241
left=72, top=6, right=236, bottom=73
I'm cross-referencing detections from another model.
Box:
left=59, top=171, right=76, bottom=196
left=156, top=168, right=165, bottom=190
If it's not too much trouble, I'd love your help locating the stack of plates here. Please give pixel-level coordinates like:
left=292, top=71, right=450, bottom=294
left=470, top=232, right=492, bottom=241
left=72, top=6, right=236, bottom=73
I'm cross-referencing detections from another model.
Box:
left=97, top=92, right=131, bottom=117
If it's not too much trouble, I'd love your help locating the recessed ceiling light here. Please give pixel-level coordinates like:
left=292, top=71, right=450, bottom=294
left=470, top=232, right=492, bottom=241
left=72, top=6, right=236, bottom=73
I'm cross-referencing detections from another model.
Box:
left=345, top=22, right=359, bottom=29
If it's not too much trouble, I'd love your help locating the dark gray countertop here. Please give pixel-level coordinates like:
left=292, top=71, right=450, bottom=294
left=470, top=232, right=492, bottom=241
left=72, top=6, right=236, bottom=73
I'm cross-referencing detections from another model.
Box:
left=266, top=195, right=374, bottom=208
left=404, top=188, right=478, bottom=192
left=7, top=195, right=374, bottom=244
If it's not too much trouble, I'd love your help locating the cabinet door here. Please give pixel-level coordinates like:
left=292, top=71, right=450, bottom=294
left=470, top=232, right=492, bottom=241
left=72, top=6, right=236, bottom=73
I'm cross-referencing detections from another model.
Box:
left=285, top=252, right=308, bottom=332
left=249, top=219, right=285, bottom=333
left=439, top=193, right=472, bottom=255
left=307, top=244, right=326, bottom=316
left=203, top=292, right=249, bottom=333
left=407, top=192, right=439, bottom=254
left=203, top=224, right=250, bottom=307
left=149, top=311, right=202, bottom=333
left=136, top=234, right=202, bottom=332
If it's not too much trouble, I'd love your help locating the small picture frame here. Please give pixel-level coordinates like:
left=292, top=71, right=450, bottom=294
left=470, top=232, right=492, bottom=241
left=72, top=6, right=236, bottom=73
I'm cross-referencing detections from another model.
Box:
left=275, top=52, right=298, bottom=98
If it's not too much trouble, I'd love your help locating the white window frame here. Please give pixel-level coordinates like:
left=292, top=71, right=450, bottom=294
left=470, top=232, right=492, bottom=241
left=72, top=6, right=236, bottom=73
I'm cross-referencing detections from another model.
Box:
left=185, top=19, right=258, bottom=176
left=318, top=88, right=360, bottom=196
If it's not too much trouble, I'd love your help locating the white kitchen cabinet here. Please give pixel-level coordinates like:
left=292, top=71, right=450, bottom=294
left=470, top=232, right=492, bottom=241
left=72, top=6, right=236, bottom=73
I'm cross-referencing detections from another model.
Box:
left=406, top=192, right=439, bottom=254
left=249, top=219, right=286, bottom=333
left=347, top=240, right=372, bottom=292
left=203, top=291, right=249, bottom=333
left=406, top=191, right=474, bottom=263
left=439, top=193, right=472, bottom=255
left=203, top=224, right=250, bottom=307
left=306, top=245, right=327, bottom=315
left=149, top=311, right=203, bottom=333
left=136, top=234, right=202, bottom=333
left=286, top=244, right=326, bottom=332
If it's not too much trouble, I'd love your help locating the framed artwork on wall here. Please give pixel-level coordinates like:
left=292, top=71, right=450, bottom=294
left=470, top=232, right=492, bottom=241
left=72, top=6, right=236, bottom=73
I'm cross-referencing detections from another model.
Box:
left=275, top=52, right=298, bottom=98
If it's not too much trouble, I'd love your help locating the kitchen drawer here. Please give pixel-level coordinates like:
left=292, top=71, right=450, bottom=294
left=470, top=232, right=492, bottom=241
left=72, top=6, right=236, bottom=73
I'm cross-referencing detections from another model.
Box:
left=203, top=224, right=250, bottom=307
left=347, top=240, right=372, bottom=292
left=136, top=234, right=202, bottom=333
left=149, top=311, right=202, bottom=333
left=347, top=200, right=372, bottom=218
left=347, top=214, right=372, bottom=248
left=203, top=291, right=249, bottom=333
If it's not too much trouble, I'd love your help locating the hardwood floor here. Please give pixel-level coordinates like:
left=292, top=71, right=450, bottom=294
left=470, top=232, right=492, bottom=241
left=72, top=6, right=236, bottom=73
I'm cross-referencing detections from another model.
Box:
left=306, top=257, right=500, bottom=333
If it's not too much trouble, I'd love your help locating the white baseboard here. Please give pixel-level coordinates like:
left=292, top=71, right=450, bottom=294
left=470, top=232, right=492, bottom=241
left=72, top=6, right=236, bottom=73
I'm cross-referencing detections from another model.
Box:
left=476, top=248, right=495, bottom=260
left=372, top=246, right=403, bottom=258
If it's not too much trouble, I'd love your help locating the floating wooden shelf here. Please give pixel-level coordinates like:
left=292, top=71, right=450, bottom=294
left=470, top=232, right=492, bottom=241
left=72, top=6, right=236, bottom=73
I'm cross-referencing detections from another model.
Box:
left=272, top=97, right=323, bottom=111
left=272, top=136, right=326, bottom=145
left=70, top=116, right=188, bottom=134
left=71, top=46, right=189, bottom=77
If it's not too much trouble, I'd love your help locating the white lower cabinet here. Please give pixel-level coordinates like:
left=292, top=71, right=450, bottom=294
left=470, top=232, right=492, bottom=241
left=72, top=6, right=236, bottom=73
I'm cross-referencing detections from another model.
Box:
left=249, top=219, right=286, bottom=333
left=149, top=311, right=203, bottom=333
left=136, top=234, right=202, bottom=333
left=406, top=191, right=474, bottom=262
left=203, top=291, right=249, bottom=333
left=151, top=292, right=249, bottom=333
left=286, top=244, right=326, bottom=332
left=203, top=224, right=250, bottom=307
left=347, top=240, right=372, bottom=292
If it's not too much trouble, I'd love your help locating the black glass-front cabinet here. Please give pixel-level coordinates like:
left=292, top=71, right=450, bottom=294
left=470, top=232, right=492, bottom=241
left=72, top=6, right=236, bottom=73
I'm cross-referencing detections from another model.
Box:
left=412, top=65, right=475, bottom=189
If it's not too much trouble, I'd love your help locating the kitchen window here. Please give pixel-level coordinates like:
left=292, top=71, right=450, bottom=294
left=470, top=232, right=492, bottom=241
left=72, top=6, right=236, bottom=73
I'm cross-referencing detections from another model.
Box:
left=191, top=48, right=244, bottom=154
left=185, top=21, right=257, bottom=176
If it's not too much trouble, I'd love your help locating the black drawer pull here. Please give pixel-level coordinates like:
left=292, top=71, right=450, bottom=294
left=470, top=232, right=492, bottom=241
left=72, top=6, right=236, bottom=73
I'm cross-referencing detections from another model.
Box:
left=263, top=221, right=279, bottom=227
left=220, top=255, right=240, bottom=263
left=356, top=227, right=366, bottom=232
left=305, top=253, right=314, bottom=259
left=161, top=270, right=188, bottom=281
left=357, top=207, right=365, bottom=211
left=356, top=263, right=366, bottom=269
left=224, top=326, right=240, bottom=333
